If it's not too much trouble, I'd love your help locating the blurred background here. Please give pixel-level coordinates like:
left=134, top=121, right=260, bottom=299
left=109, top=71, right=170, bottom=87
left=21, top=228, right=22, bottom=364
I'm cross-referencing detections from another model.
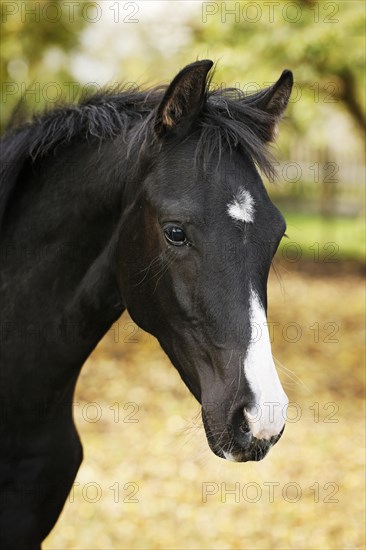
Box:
left=1, top=1, right=365, bottom=548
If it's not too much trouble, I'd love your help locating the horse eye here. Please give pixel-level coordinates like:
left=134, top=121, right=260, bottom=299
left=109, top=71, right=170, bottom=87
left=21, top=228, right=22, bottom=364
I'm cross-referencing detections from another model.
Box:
left=164, top=226, right=188, bottom=246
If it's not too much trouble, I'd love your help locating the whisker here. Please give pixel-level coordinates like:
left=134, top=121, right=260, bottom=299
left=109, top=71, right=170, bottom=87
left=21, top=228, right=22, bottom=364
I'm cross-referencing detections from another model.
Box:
left=135, top=248, right=175, bottom=290
left=152, top=251, right=177, bottom=293
left=274, top=356, right=311, bottom=393
left=134, top=253, right=164, bottom=287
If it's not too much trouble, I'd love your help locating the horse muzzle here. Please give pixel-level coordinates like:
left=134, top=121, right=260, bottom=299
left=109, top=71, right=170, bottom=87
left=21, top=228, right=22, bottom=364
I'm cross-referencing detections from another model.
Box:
left=202, top=406, right=285, bottom=463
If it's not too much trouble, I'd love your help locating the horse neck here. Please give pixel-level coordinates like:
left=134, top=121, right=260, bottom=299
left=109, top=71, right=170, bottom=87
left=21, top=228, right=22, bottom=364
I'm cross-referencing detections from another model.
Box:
left=0, top=136, right=130, bottom=371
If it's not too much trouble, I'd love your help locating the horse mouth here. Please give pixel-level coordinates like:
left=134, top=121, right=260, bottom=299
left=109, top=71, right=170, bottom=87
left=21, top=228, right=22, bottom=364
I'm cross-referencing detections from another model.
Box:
left=202, top=409, right=284, bottom=463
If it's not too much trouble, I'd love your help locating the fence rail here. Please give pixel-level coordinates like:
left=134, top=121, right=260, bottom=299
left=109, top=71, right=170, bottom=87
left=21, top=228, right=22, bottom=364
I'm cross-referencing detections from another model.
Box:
left=270, top=146, right=365, bottom=216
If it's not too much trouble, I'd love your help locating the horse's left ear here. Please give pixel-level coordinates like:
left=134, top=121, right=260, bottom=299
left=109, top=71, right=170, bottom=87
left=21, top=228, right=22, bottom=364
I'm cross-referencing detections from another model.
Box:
left=247, top=70, right=293, bottom=141
left=154, top=60, right=213, bottom=138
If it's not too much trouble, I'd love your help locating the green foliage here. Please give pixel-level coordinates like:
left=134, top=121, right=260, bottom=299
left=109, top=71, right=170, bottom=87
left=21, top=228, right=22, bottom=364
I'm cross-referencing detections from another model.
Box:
left=1, top=0, right=364, bottom=148
left=1, top=0, right=364, bottom=215
left=192, top=0, right=365, bottom=149
left=0, top=0, right=87, bottom=131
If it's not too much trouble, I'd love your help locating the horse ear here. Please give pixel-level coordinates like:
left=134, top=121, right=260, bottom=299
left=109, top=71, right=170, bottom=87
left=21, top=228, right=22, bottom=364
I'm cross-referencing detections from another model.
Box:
left=154, top=60, right=213, bottom=138
left=246, top=70, right=293, bottom=141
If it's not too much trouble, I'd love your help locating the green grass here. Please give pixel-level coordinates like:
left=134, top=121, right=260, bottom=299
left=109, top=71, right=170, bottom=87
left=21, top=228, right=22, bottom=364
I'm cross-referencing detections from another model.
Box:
left=278, top=211, right=365, bottom=261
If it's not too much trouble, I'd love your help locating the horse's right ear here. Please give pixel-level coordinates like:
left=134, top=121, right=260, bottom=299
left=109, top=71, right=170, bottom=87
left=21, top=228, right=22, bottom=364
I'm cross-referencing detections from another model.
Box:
left=154, top=60, right=213, bottom=138
left=245, top=70, right=294, bottom=142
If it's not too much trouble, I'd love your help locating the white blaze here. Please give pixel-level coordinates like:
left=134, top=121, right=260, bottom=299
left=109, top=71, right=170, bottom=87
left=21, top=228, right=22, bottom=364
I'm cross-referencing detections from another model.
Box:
left=227, top=189, right=255, bottom=223
left=244, top=288, right=288, bottom=440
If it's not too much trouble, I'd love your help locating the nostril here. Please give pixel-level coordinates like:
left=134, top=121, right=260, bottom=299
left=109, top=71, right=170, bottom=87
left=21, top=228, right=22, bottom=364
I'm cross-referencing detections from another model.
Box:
left=229, top=406, right=253, bottom=447
left=239, top=424, right=253, bottom=447
left=239, top=423, right=252, bottom=436
left=239, top=424, right=251, bottom=434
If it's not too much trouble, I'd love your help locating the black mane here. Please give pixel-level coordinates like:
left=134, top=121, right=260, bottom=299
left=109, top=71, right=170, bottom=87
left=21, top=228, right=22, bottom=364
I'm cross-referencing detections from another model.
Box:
left=0, top=82, right=277, bottom=226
